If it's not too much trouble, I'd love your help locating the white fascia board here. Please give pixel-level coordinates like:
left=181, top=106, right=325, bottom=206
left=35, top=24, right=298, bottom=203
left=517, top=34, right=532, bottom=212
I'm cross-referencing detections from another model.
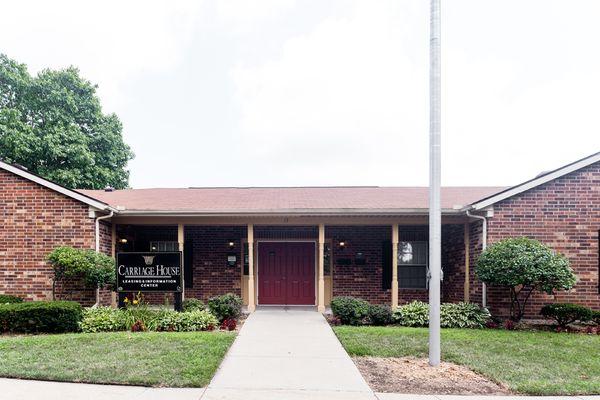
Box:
left=0, top=160, right=115, bottom=212
left=114, top=208, right=464, bottom=217
left=468, top=152, right=600, bottom=211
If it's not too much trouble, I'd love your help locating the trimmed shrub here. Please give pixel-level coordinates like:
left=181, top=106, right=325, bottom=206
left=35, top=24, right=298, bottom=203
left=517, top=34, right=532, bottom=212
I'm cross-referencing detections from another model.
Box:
left=0, top=301, right=82, bottom=333
left=182, top=298, right=205, bottom=312
left=79, top=307, right=127, bottom=333
left=330, top=296, right=370, bottom=325
left=540, top=303, right=594, bottom=328
left=368, top=304, right=392, bottom=326
left=0, top=294, right=23, bottom=304
left=392, top=301, right=429, bottom=327
left=207, top=293, right=242, bottom=322
left=440, top=302, right=490, bottom=329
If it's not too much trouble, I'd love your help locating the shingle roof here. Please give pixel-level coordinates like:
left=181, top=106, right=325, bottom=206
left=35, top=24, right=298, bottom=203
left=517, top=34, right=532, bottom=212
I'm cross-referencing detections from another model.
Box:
left=78, top=186, right=506, bottom=215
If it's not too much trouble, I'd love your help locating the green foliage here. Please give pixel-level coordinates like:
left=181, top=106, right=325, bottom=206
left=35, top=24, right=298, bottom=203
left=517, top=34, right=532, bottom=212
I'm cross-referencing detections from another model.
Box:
left=207, top=293, right=242, bottom=322
left=47, top=247, right=115, bottom=300
left=79, top=307, right=218, bottom=333
left=593, top=310, right=600, bottom=325
left=391, top=301, right=490, bottom=328
left=540, top=303, right=594, bottom=328
left=330, top=296, right=370, bottom=325
left=367, top=304, right=392, bottom=326
left=0, top=301, right=82, bottom=333
left=0, top=54, right=133, bottom=189
left=441, top=302, right=490, bottom=329
left=392, top=300, right=430, bottom=327
left=151, top=309, right=218, bottom=332
left=476, top=237, right=576, bottom=321
left=0, top=294, right=23, bottom=304
left=79, top=306, right=127, bottom=333
left=182, top=298, right=205, bottom=312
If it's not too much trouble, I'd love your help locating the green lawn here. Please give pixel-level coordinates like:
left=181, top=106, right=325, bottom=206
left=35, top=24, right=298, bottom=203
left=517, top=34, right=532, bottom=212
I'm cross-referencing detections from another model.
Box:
left=0, top=331, right=235, bottom=387
left=334, top=326, right=600, bottom=395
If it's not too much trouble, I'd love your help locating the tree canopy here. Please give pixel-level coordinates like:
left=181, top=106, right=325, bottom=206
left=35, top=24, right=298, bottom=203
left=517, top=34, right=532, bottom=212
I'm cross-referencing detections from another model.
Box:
left=0, top=54, right=133, bottom=189
left=476, top=237, right=576, bottom=321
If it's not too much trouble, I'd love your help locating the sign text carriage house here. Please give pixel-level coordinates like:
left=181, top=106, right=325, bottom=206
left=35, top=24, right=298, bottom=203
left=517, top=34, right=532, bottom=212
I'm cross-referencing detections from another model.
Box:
left=1, top=152, right=599, bottom=318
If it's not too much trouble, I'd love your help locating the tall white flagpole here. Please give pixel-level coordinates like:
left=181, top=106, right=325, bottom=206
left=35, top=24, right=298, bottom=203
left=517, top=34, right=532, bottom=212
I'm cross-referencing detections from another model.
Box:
left=428, top=0, right=442, bottom=367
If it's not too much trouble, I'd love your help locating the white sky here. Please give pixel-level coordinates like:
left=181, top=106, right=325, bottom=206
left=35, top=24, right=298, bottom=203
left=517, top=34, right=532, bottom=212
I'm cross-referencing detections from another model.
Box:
left=1, top=0, right=599, bottom=188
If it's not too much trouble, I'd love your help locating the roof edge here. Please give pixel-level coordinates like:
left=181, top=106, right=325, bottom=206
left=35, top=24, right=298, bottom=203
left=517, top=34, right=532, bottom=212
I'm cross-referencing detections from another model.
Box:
left=0, top=160, right=115, bottom=212
left=466, top=151, right=600, bottom=211
left=114, top=208, right=465, bottom=217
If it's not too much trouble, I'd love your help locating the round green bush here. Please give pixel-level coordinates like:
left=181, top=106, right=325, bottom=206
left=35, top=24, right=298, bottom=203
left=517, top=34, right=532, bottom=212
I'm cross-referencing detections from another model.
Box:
left=367, top=304, right=392, bottom=326
left=540, top=303, right=594, bottom=328
left=330, top=296, right=370, bottom=325
left=182, top=298, right=205, bottom=312
left=207, top=293, right=242, bottom=322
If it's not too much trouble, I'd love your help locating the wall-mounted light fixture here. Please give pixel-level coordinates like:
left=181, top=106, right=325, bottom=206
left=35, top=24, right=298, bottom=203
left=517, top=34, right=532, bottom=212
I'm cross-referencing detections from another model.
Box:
left=118, top=238, right=128, bottom=244
left=228, top=240, right=235, bottom=250
left=338, top=240, right=347, bottom=250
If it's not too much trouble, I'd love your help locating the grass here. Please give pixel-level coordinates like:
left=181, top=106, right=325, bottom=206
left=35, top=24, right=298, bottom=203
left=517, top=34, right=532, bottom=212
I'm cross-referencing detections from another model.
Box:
left=334, top=326, right=600, bottom=395
left=0, top=331, right=236, bottom=387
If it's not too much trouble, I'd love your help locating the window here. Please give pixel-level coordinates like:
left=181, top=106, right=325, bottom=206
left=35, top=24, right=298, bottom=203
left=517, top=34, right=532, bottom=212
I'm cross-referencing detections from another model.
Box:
left=243, top=242, right=249, bottom=275
left=324, top=243, right=332, bottom=276
left=150, top=241, right=178, bottom=252
left=398, top=241, right=428, bottom=289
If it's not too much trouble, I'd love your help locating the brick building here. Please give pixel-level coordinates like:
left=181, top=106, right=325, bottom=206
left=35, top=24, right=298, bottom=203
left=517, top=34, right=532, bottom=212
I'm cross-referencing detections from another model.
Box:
left=1, top=152, right=598, bottom=317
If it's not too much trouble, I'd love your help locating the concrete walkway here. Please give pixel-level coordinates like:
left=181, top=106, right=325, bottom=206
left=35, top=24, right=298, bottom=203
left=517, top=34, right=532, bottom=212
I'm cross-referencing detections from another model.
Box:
left=0, top=378, right=204, bottom=400
left=201, top=306, right=375, bottom=400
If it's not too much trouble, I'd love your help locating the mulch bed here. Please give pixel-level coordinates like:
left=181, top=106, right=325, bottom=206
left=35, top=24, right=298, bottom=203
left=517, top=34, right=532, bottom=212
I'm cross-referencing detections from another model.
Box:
left=353, top=356, right=511, bottom=395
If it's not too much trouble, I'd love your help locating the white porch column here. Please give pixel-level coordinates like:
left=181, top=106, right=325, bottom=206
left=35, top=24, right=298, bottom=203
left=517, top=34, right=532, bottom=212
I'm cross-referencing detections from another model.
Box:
left=247, top=224, right=256, bottom=312
left=391, top=224, right=399, bottom=309
left=178, top=223, right=185, bottom=300
left=317, top=223, right=325, bottom=312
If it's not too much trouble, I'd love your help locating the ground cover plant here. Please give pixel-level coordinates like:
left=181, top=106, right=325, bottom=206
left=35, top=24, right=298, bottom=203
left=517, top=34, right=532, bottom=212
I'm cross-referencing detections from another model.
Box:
left=80, top=306, right=218, bottom=332
left=0, top=331, right=235, bottom=387
left=334, top=325, right=600, bottom=395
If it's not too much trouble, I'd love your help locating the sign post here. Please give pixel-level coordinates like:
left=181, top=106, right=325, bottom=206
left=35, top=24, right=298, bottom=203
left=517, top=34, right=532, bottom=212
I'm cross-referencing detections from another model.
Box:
left=116, top=252, right=183, bottom=310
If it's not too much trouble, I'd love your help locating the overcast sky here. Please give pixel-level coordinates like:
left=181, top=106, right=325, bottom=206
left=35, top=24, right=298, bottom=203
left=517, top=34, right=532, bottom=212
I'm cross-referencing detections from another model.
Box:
left=2, top=0, right=599, bottom=188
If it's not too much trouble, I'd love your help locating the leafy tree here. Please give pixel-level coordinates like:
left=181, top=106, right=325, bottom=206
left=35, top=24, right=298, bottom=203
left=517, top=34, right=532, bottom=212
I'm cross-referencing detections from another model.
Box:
left=0, top=54, right=133, bottom=189
left=47, top=247, right=115, bottom=305
left=476, top=237, right=576, bottom=322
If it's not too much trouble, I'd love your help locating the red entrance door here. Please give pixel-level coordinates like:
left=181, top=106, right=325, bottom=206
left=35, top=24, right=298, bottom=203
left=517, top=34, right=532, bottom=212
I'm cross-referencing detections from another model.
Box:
left=258, top=242, right=315, bottom=305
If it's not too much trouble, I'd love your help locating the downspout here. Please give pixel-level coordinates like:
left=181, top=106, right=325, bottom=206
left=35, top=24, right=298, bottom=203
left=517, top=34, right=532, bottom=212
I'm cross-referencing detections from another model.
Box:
left=94, top=210, right=114, bottom=307
left=466, top=209, right=487, bottom=308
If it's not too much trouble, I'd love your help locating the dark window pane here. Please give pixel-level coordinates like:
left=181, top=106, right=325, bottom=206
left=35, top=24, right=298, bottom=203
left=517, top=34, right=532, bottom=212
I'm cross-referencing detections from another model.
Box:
left=398, top=265, right=427, bottom=289
left=243, top=243, right=249, bottom=275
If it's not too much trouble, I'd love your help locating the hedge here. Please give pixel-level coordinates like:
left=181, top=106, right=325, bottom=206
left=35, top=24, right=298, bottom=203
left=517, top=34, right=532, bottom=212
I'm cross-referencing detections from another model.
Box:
left=0, top=294, right=23, bottom=304
left=0, top=301, right=82, bottom=333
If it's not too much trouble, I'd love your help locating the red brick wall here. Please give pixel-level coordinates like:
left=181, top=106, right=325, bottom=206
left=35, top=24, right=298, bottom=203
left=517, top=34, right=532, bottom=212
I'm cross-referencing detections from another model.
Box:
left=441, top=224, right=467, bottom=303
left=184, top=226, right=246, bottom=301
left=485, top=162, right=600, bottom=317
left=327, top=226, right=392, bottom=304
left=0, top=168, right=99, bottom=304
